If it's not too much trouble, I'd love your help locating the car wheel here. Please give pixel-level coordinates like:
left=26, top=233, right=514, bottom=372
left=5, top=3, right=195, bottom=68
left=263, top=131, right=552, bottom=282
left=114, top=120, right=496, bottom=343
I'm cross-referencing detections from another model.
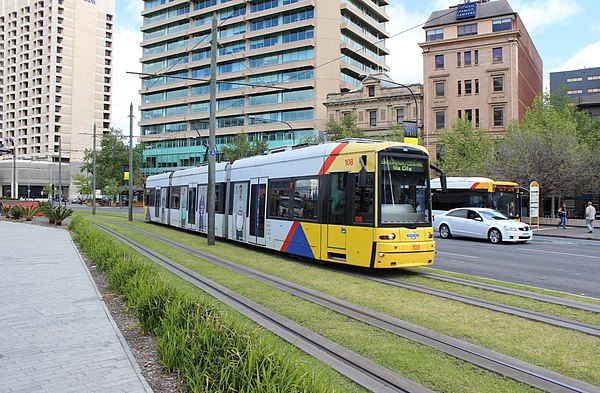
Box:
left=488, top=228, right=502, bottom=244
left=439, top=224, right=451, bottom=239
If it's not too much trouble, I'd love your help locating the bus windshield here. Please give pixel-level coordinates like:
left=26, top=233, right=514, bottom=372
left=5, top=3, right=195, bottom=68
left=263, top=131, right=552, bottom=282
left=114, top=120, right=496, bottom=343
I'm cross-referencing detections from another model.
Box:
left=491, top=190, right=519, bottom=218
left=379, top=156, right=430, bottom=225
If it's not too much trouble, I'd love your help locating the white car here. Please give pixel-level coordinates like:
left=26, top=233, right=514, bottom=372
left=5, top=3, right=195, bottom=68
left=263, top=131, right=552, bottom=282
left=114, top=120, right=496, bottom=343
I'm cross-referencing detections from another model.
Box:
left=434, top=208, right=533, bottom=244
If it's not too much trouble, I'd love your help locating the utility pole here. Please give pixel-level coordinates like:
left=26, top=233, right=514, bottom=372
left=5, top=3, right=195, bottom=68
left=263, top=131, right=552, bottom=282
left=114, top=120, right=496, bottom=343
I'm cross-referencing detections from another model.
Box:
left=12, top=143, right=16, bottom=199
left=207, top=13, right=217, bottom=246
left=128, top=103, right=134, bottom=221
left=58, top=136, right=62, bottom=204
left=92, top=123, right=97, bottom=215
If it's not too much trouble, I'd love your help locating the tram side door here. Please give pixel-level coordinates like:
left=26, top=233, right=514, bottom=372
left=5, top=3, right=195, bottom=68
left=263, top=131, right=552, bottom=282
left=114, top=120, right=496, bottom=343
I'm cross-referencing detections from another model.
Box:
left=160, top=187, right=168, bottom=224
left=248, top=178, right=267, bottom=246
left=327, top=173, right=347, bottom=258
left=187, top=183, right=197, bottom=230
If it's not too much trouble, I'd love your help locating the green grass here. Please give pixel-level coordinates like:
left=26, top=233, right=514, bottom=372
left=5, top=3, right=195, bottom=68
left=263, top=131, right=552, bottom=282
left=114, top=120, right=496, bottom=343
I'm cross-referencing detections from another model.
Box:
left=85, top=213, right=600, bottom=391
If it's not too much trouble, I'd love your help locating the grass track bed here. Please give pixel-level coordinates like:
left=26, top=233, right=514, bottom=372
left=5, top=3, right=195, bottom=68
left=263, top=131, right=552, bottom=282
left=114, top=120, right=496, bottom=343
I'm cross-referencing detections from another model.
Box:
left=84, top=212, right=600, bottom=390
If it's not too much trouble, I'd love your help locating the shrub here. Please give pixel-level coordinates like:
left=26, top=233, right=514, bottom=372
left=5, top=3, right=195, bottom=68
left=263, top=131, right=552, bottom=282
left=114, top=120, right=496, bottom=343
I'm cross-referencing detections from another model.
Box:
left=38, top=201, right=55, bottom=223
left=1, top=205, right=10, bottom=218
left=10, top=205, right=24, bottom=220
left=53, top=206, right=73, bottom=225
left=21, top=205, right=41, bottom=221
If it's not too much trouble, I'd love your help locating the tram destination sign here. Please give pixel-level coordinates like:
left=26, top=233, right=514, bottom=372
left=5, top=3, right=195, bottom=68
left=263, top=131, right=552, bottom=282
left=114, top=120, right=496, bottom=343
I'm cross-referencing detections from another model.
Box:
left=381, top=157, right=425, bottom=172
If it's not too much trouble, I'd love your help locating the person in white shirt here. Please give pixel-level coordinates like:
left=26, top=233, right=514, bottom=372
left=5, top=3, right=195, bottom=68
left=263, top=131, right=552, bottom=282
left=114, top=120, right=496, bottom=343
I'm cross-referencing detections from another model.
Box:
left=585, top=201, right=596, bottom=233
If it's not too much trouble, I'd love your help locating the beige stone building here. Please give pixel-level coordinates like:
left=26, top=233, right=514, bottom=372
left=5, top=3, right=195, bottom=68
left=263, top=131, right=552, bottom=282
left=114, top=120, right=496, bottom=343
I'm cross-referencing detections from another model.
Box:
left=419, top=0, right=542, bottom=155
left=139, top=0, right=390, bottom=175
left=324, top=73, right=423, bottom=138
left=0, top=0, right=114, bottom=198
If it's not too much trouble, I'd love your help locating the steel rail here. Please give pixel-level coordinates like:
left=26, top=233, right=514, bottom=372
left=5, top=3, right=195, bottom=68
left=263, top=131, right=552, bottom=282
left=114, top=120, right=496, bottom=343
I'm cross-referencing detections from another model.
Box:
left=95, top=220, right=600, bottom=393
left=419, top=271, right=600, bottom=313
left=93, top=223, right=431, bottom=393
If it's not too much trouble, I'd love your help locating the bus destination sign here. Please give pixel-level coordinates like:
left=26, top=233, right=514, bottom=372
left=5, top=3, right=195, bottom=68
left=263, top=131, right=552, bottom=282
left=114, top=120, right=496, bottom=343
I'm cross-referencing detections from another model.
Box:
left=381, top=157, right=425, bottom=172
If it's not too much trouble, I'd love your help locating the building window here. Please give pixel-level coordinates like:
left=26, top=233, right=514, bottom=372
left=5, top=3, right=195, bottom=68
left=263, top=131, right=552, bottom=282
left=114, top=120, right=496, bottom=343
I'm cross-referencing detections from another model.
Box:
left=589, top=88, right=600, bottom=93
left=474, top=50, right=479, bottom=65
left=566, top=77, right=582, bottom=82
left=475, top=79, right=479, bottom=94
left=492, top=18, right=512, bottom=32
left=457, top=109, right=461, bottom=118
left=368, top=86, right=375, bottom=97
left=493, top=47, right=503, bottom=63
left=435, top=111, right=445, bottom=130
left=465, top=80, right=472, bottom=94
left=465, top=109, right=473, bottom=122
left=435, top=81, right=445, bottom=97
left=493, top=107, right=504, bottom=127
left=369, top=110, right=377, bottom=127
left=493, top=76, right=504, bottom=92
left=475, top=109, right=480, bottom=127
left=396, top=107, right=404, bottom=124
left=426, top=29, right=443, bottom=41
left=435, top=54, right=444, bottom=69
left=457, top=80, right=462, bottom=95
left=457, top=23, right=477, bottom=37
left=457, top=52, right=461, bottom=67
left=464, top=51, right=471, bottom=66
left=588, top=75, right=600, bottom=80
left=566, top=90, right=583, bottom=95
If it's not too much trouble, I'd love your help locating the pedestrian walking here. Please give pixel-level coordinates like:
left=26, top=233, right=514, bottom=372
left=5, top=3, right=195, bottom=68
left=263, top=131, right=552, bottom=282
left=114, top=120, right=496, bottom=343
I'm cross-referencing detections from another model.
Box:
left=585, top=201, right=596, bottom=233
left=558, top=204, right=568, bottom=229
left=0, top=199, right=3, bottom=221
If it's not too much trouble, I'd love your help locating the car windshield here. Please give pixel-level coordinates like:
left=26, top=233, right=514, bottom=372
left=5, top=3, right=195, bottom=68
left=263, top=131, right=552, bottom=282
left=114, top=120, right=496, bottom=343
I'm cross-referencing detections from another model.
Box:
left=379, top=156, right=430, bottom=225
left=480, top=210, right=509, bottom=220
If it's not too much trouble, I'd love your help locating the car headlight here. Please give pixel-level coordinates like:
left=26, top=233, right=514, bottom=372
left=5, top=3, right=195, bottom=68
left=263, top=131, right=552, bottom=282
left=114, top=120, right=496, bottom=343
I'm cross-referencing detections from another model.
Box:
left=504, top=225, right=518, bottom=231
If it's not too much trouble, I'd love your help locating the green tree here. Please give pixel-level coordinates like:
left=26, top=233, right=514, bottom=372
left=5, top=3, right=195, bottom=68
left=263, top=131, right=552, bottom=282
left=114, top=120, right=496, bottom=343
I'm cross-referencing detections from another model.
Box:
left=42, top=183, right=53, bottom=200
left=103, top=178, right=126, bottom=204
left=72, top=174, right=92, bottom=197
left=494, top=92, right=586, bottom=197
left=80, top=128, right=144, bottom=193
left=221, top=133, right=268, bottom=161
left=325, top=113, right=365, bottom=141
left=436, top=117, right=497, bottom=176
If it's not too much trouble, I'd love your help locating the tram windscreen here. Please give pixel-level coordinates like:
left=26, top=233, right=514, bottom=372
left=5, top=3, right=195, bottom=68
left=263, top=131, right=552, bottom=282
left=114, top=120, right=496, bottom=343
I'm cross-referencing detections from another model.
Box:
left=379, top=156, right=430, bottom=225
left=490, top=187, right=519, bottom=219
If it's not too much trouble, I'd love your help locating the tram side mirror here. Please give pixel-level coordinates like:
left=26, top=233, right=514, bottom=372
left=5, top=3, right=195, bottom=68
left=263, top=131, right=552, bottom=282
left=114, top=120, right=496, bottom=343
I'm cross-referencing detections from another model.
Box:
left=430, top=164, right=447, bottom=192
left=440, top=174, right=447, bottom=193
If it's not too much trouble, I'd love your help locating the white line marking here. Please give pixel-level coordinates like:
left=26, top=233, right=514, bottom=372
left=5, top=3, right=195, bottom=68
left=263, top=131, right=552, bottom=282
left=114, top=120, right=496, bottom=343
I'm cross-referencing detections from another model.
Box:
left=517, top=248, right=599, bottom=259
left=438, top=251, right=479, bottom=259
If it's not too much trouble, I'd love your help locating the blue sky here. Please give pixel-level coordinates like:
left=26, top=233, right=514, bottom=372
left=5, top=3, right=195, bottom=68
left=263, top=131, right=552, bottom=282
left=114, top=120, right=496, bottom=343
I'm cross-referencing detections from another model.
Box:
left=111, top=0, right=600, bottom=135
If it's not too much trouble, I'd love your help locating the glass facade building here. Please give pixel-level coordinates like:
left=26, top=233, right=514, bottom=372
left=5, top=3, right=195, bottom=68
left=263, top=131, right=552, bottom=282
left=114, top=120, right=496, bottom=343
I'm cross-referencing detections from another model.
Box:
left=140, top=0, right=390, bottom=175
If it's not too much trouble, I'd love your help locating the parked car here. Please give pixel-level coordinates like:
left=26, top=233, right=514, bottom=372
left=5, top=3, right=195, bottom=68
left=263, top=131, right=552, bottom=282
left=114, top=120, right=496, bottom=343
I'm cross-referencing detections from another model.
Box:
left=433, top=208, right=532, bottom=244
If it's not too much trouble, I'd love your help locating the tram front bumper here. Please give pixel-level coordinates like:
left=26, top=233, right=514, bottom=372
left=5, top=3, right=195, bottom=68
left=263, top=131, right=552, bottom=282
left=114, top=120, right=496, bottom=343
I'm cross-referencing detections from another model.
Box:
left=373, top=241, right=436, bottom=268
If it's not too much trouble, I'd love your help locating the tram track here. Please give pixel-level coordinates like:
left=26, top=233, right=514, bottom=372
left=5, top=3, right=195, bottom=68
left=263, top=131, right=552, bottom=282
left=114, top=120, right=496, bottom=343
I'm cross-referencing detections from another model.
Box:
left=94, top=219, right=600, bottom=393
left=417, top=271, right=600, bottom=313
left=93, top=223, right=431, bottom=393
left=345, top=272, right=600, bottom=337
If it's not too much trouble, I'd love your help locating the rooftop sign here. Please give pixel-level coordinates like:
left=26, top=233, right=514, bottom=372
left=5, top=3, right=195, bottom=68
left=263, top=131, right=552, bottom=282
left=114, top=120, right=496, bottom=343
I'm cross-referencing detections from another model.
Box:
left=456, top=2, right=477, bottom=19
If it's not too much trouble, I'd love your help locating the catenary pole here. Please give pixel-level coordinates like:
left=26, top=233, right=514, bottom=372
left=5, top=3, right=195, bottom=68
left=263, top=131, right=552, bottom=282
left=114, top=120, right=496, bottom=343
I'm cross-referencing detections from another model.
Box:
left=92, top=123, right=97, bottom=215
left=128, top=103, right=134, bottom=221
left=207, top=13, right=217, bottom=246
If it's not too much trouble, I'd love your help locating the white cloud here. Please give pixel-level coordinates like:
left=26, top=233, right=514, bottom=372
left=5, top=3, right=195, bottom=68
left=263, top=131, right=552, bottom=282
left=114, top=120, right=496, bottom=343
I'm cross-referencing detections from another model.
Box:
left=112, top=3, right=143, bottom=137
left=556, top=40, right=600, bottom=71
left=510, top=0, right=582, bottom=35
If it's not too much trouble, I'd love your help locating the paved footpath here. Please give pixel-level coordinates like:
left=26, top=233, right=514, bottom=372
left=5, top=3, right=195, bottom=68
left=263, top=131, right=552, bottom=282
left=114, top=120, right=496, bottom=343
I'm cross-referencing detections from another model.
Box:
left=0, top=221, right=152, bottom=393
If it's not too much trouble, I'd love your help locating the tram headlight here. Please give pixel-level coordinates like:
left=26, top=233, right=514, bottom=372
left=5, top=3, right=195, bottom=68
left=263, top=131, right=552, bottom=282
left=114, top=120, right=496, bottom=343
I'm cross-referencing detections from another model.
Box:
left=379, top=233, right=396, bottom=240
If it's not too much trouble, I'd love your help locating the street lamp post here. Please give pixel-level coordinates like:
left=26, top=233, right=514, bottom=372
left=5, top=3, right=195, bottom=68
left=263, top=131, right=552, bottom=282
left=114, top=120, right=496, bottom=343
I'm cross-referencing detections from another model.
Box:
left=358, top=74, right=420, bottom=142
left=249, top=116, right=295, bottom=146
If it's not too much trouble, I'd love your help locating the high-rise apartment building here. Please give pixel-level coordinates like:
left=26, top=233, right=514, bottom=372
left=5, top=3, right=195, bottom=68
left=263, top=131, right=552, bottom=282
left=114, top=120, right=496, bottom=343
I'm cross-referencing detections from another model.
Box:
left=419, top=0, right=542, bottom=155
left=139, top=0, right=390, bottom=175
left=0, top=0, right=114, bottom=198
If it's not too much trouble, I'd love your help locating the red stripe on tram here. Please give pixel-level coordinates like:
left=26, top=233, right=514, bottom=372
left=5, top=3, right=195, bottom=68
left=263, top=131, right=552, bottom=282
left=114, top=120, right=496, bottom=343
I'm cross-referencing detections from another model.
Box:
left=280, top=222, right=299, bottom=253
left=318, top=143, right=348, bottom=175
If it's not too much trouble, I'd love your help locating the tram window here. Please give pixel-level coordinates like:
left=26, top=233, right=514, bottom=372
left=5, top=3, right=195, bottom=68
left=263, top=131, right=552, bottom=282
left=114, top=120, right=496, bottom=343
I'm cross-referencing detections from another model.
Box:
left=268, top=179, right=291, bottom=219
left=215, top=183, right=226, bottom=214
left=144, top=189, right=153, bottom=206
left=329, top=173, right=347, bottom=224
left=354, top=173, right=374, bottom=224
left=171, top=186, right=181, bottom=209
left=294, top=178, right=318, bottom=221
